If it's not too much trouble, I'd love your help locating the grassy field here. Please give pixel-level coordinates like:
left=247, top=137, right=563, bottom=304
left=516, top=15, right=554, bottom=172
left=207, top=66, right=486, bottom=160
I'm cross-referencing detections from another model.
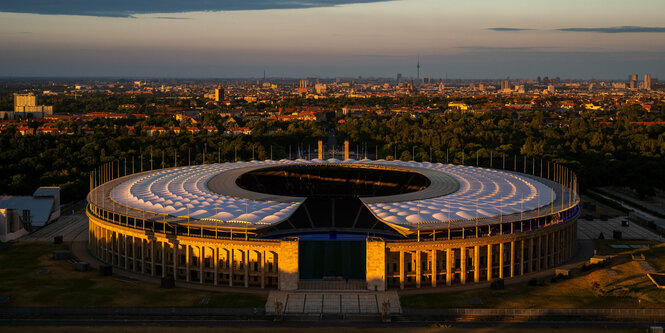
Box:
left=401, top=243, right=665, bottom=309
left=0, top=242, right=266, bottom=308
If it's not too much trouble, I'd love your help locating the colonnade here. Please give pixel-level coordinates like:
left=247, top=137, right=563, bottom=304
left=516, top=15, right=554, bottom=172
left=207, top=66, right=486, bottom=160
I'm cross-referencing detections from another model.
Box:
left=381, top=219, right=577, bottom=289
left=89, top=205, right=577, bottom=291
left=88, top=214, right=288, bottom=289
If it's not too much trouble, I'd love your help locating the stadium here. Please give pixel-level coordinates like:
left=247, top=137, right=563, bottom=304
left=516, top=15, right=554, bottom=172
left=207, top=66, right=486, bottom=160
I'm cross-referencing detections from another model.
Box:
left=86, top=155, right=580, bottom=291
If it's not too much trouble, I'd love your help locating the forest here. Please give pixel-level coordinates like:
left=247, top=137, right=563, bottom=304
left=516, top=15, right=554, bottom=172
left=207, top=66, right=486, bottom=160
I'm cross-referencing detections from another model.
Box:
left=1, top=103, right=664, bottom=204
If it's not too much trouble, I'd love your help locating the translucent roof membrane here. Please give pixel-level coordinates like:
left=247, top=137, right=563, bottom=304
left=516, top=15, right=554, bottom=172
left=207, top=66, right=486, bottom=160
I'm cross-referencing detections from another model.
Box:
left=109, top=159, right=555, bottom=226
left=360, top=161, right=554, bottom=224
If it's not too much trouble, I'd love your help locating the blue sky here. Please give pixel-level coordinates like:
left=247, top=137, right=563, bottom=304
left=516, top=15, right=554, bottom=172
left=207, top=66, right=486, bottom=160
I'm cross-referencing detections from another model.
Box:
left=1, top=0, right=664, bottom=79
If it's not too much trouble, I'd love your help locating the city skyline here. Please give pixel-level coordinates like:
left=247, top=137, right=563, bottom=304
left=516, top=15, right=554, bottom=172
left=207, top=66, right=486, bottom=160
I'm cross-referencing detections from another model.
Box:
left=1, top=0, right=665, bottom=78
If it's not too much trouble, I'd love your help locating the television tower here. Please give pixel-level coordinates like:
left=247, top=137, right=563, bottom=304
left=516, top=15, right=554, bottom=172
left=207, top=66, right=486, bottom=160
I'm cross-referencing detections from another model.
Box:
left=416, top=56, right=420, bottom=83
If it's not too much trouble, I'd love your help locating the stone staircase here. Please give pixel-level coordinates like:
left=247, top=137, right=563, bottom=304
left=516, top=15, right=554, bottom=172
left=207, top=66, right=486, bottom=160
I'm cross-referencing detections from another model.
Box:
left=266, top=290, right=401, bottom=315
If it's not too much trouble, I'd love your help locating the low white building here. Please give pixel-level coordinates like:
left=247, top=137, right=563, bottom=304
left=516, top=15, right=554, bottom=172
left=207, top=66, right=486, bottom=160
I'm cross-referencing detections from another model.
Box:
left=0, top=187, right=61, bottom=241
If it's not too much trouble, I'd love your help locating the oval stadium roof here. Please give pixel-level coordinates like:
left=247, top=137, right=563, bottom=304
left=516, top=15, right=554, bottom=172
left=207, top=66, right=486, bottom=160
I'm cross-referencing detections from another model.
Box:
left=108, top=159, right=556, bottom=228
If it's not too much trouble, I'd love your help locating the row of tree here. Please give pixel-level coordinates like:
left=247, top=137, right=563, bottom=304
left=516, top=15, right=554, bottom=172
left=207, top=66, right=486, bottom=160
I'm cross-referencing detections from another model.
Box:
left=1, top=104, right=664, bottom=203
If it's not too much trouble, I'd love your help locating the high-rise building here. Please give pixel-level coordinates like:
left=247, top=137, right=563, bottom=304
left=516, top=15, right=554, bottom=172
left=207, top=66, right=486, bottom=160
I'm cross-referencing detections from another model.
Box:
left=14, top=93, right=37, bottom=110
left=314, top=83, right=327, bottom=94
left=645, top=74, right=652, bottom=90
left=500, top=79, right=511, bottom=92
left=629, top=80, right=637, bottom=89
left=629, top=74, right=639, bottom=90
left=396, top=73, right=402, bottom=82
left=13, top=93, right=53, bottom=119
left=214, top=84, right=224, bottom=102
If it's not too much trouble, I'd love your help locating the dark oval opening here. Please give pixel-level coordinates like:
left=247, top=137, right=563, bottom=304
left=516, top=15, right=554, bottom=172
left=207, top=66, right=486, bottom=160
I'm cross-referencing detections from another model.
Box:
left=236, top=164, right=430, bottom=198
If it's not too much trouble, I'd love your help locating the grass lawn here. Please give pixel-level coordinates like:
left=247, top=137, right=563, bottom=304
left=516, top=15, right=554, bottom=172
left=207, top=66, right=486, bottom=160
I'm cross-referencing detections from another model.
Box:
left=0, top=242, right=266, bottom=308
left=401, top=243, right=665, bottom=309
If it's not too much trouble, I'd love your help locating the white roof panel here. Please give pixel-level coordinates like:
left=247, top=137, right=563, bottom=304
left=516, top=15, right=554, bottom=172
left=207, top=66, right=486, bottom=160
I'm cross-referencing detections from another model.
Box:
left=108, top=159, right=556, bottom=227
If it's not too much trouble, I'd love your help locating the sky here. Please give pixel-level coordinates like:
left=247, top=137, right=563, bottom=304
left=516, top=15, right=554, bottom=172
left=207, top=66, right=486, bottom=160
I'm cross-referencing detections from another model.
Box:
left=1, top=0, right=664, bottom=79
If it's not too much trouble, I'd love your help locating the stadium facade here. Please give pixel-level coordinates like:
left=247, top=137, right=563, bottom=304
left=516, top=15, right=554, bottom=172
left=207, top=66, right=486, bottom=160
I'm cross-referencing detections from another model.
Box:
left=86, top=158, right=579, bottom=291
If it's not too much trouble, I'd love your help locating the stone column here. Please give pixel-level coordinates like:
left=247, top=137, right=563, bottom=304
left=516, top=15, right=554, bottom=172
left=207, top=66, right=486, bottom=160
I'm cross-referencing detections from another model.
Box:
left=559, top=228, right=564, bottom=261
left=519, top=240, right=524, bottom=276
left=415, top=250, right=422, bottom=288
left=473, top=245, right=480, bottom=283
left=124, top=236, right=129, bottom=269
left=460, top=247, right=466, bottom=284
left=431, top=249, right=437, bottom=287
left=487, top=244, right=492, bottom=281
left=446, top=249, right=452, bottom=286
left=88, top=226, right=93, bottom=250
left=173, top=243, right=178, bottom=280
left=229, top=249, right=234, bottom=287
left=366, top=238, right=386, bottom=291
left=543, top=233, right=549, bottom=270
left=132, top=237, right=137, bottom=273
left=555, top=230, right=560, bottom=265
left=399, top=251, right=405, bottom=289
left=162, top=242, right=167, bottom=278
left=214, top=248, right=219, bottom=285
left=260, top=250, right=266, bottom=289
left=108, top=230, right=113, bottom=264
left=200, top=247, right=205, bottom=284
left=117, top=233, right=121, bottom=266
left=278, top=238, right=299, bottom=291
left=536, top=235, right=542, bottom=271
left=150, top=240, right=156, bottom=276
left=141, top=239, right=146, bottom=274
left=244, top=250, right=249, bottom=288
left=528, top=237, right=534, bottom=273
left=186, top=244, right=191, bottom=282
left=510, top=241, right=515, bottom=278
left=499, top=242, right=504, bottom=279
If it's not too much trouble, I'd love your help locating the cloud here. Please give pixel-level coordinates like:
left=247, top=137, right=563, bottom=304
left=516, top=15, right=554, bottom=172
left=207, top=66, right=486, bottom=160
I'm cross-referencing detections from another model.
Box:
left=153, top=16, right=191, bottom=20
left=487, top=28, right=534, bottom=32
left=0, top=0, right=393, bottom=17
left=558, top=26, right=665, bottom=33
left=456, top=46, right=542, bottom=51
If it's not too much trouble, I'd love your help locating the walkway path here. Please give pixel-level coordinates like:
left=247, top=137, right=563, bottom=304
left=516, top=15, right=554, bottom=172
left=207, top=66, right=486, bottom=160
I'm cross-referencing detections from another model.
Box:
left=577, top=216, right=665, bottom=241
left=18, top=214, right=88, bottom=242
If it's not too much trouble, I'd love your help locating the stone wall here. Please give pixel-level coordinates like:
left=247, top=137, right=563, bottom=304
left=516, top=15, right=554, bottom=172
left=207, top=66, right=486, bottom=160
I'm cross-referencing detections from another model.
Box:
left=278, top=238, right=299, bottom=291
left=366, top=237, right=386, bottom=291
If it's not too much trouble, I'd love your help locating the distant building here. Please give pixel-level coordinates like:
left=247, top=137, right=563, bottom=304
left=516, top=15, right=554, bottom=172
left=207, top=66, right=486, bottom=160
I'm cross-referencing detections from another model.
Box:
left=215, top=84, right=225, bottom=102
left=314, top=83, right=327, bottom=94
left=448, top=102, right=469, bottom=111
left=629, top=74, right=639, bottom=90
left=224, top=127, right=252, bottom=135
left=12, top=93, right=53, bottom=119
left=500, top=79, right=511, bottom=92
left=645, top=74, right=652, bottom=90
left=298, top=80, right=309, bottom=93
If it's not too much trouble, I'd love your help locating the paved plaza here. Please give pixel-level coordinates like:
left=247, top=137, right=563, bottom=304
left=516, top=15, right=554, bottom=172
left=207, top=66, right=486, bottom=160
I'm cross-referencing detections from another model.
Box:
left=577, top=216, right=665, bottom=241
left=266, top=290, right=401, bottom=314
left=18, top=214, right=88, bottom=242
